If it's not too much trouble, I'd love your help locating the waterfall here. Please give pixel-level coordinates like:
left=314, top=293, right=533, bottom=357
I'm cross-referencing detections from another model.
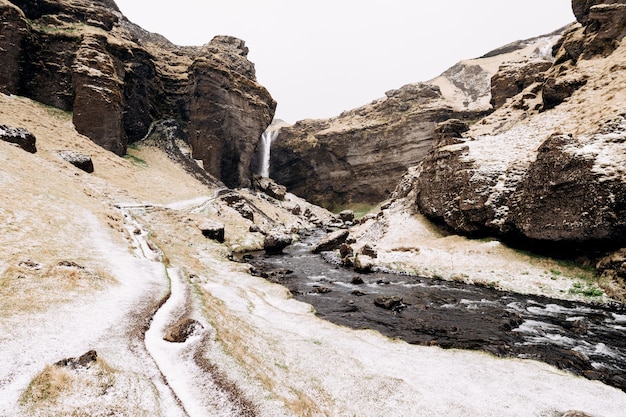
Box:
left=259, top=129, right=278, bottom=178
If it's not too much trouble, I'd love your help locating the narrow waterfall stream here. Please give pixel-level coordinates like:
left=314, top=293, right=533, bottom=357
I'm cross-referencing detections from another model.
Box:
left=247, top=230, right=626, bottom=392
left=259, top=130, right=278, bottom=178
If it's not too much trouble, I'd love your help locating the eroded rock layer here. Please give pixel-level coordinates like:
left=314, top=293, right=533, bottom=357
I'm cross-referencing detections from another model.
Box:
left=270, top=30, right=562, bottom=209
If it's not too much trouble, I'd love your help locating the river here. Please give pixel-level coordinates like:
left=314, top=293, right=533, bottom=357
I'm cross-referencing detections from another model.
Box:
left=245, top=230, right=626, bottom=392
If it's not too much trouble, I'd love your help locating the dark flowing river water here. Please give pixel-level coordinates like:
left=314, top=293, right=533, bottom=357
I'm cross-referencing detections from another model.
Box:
left=245, top=230, right=626, bottom=392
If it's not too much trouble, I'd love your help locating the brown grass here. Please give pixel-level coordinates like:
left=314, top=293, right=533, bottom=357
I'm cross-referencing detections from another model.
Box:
left=20, top=365, right=73, bottom=405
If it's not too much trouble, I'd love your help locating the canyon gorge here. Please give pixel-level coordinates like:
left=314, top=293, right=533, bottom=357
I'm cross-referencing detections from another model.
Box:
left=1, top=0, right=626, bottom=416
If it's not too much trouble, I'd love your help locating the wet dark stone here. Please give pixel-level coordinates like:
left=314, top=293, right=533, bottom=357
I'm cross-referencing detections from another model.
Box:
left=374, top=295, right=404, bottom=311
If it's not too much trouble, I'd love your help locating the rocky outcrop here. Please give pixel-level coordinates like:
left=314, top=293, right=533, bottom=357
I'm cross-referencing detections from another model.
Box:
left=271, top=85, right=474, bottom=209
left=270, top=32, right=562, bottom=209
left=400, top=0, right=626, bottom=253
left=490, top=61, right=552, bottom=110
left=1, top=0, right=275, bottom=186
left=0, top=1, right=29, bottom=94
left=542, top=0, right=625, bottom=109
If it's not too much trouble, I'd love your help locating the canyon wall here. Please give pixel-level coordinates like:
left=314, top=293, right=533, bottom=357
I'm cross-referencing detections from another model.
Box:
left=270, top=31, right=562, bottom=209
left=0, top=0, right=275, bottom=187
left=395, top=0, right=626, bottom=252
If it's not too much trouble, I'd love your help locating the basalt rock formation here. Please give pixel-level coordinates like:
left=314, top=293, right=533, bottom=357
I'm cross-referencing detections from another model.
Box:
left=397, top=0, right=626, bottom=255
left=0, top=0, right=275, bottom=187
left=269, top=30, right=562, bottom=209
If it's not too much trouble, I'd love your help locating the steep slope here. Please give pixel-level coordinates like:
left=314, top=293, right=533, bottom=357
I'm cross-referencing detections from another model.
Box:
left=0, top=0, right=275, bottom=187
left=269, top=30, right=563, bottom=209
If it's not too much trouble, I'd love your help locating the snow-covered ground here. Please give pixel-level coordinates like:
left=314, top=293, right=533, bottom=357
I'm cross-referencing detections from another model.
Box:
left=2, top=93, right=626, bottom=416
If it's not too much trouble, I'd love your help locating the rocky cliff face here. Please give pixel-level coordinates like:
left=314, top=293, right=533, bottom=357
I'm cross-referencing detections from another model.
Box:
left=396, top=0, right=626, bottom=253
left=0, top=0, right=275, bottom=187
left=270, top=30, right=562, bottom=209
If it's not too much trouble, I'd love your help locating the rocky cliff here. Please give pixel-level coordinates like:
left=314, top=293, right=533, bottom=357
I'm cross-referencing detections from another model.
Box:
left=0, top=0, right=275, bottom=187
left=393, top=1, right=625, bottom=257
left=269, top=30, right=563, bottom=209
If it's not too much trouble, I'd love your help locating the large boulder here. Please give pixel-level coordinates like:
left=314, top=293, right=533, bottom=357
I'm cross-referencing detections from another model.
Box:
left=410, top=112, right=626, bottom=247
left=490, top=61, right=552, bottom=110
left=312, top=229, right=350, bottom=254
left=253, top=176, right=287, bottom=201
left=0, top=125, right=36, bottom=153
left=264, top=229, right=292, bottom=254
left=55, top=150, right=94, bottom=173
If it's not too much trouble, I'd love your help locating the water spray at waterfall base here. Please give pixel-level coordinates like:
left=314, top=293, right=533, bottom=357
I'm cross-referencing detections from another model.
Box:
left=259, top=130, right=278, bottom=178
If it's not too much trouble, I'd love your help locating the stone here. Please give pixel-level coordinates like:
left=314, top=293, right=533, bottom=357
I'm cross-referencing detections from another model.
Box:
left=220, top=192, right=255, bottom=221
left=339, top=210, right=355, bottom=223
left=350, top=276, right=364, bottom=285
left=56, top=150, right=94, bottom=173
left=312, top=286, right=332, bottom=294
left=374, top=296, right=405, bottom=311
left=311, top=229, right=349, bottom=254
left=359, top=244, right=378, bottom=259
left=0, top=125, right=37, bottom=153
left=163, top=318, right=202, bottom=343
left=339, top=243, right=354, bottom=258
left=198, top=218, right=225, bottom=243
left=409, top=112, right=626, bottom=249
left=561, top=411, right=597, bottom=417
left=254, top=176, right=286, bottom=200
left=354, top=254, right=375, bottom=273
left=55, top=350, right=98, bottom=369
left=264, top=229, right=292, bottom=254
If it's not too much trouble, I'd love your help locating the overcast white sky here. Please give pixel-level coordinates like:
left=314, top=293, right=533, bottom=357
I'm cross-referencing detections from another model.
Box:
left=114, top=0, right=574, bottom=123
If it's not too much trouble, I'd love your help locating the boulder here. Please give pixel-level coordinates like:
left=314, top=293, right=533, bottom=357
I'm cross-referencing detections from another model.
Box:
left=220, top=192, right=255, bottom=221
left=0, top=125, right=36, bottom=153
left=254, top=176, right=287, bottom=200
left=198, top=218, right=225, bottom=243
left=354, top=254, right=375, bottom=273
left=339, top=210, right=355, bottom=223
left=374, top=296, right=405, bottom=311
left=163, top=318, right=202, bottom=343
left=264, top=229, right=292, bottom=254
left=55, top=350, right=98, bottom=369
left=311, top=229, right=349, bottom=254
left=411, top=111, right=626, bottom=247
left=56, top=150, right=94, bottom=173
